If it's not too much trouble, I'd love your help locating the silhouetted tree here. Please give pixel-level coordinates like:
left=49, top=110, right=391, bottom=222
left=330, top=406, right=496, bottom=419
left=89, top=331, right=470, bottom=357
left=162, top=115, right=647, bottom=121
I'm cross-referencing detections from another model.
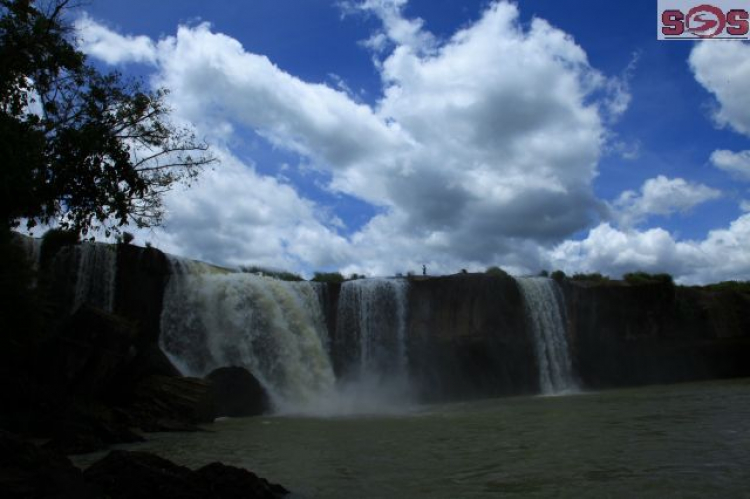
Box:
left=551, top=269, right=566, bottom=282
left=485, top=266, right=509, bottom=278
left=0, top=0, right=215, bottom=241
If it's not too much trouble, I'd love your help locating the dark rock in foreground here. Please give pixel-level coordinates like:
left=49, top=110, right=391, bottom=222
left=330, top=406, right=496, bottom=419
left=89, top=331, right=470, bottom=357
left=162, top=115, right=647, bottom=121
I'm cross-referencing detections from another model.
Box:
left=0, top=430, right=98, bottom=499
left=44, top=306, right=137, bottom=401
left=126, top=375, right=215, bottom=431
left=85, top=450, right=288, bottom=499
left=44, top=404, right=144, bottom=455
left=0, top=431, right=288, bottom=499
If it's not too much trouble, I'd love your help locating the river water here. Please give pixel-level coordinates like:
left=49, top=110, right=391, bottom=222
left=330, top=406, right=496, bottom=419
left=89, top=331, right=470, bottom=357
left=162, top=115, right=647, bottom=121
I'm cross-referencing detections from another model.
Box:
left=77, top=379, right=750, bottom=498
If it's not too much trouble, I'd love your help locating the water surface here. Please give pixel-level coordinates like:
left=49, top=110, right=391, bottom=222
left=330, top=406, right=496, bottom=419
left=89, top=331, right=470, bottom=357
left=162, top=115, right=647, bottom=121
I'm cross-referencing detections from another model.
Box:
left=77, top=379, right=750, bottom=498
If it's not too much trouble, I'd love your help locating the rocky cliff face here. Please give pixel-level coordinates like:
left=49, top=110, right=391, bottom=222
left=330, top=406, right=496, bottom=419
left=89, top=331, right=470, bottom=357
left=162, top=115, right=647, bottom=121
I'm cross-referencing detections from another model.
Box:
left=563, top=280, right=750, bottom=388
left=105, top=245, right=750, bottom=398
left=28, top=239, right=750, bottom=407
left=405, top=274, right=538, bottom=401
left=115, top=245, right=171, bottom=347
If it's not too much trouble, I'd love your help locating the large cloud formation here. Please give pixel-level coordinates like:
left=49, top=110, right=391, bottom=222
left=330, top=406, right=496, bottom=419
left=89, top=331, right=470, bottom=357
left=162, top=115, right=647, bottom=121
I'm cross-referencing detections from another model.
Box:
left=76, top=1, right=615, bottom=275
left=550, top=214, right=750, bottom=284
left=549, top=41, right=750, bottom=283
left=692, top=41, right=750, bottom=213
left=75, top=2, right=750, bottom=283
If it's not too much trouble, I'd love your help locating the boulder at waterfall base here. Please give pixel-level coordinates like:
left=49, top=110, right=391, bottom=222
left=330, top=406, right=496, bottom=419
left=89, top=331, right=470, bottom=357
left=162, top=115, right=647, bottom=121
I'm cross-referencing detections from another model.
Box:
left=206, top=366, right=271, bottom=418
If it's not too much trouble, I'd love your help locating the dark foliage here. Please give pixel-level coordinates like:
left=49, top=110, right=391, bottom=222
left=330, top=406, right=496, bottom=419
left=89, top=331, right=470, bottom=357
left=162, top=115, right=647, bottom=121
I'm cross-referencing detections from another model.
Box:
left=485, top=266, right=509, bottom=278
left=551, top=269, right=566, bottom=282
left=700, top=280, right=750, bottom=294
left=311, top=271, right=344, bottom=283
left=119, top=231, right=134, bottom=245
left=0, top=0, right=215, bottom=237
left=623, top=271, right=674, bottom=286
left=571, top=272, right=610, bottom=282
left=39, top=227, right=77, bottom=265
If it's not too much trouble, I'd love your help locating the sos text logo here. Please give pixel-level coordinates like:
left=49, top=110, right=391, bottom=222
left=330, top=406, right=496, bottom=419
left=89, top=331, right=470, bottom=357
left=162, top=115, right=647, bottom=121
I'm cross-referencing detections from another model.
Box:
left=658, top=0, right=750, bottom=39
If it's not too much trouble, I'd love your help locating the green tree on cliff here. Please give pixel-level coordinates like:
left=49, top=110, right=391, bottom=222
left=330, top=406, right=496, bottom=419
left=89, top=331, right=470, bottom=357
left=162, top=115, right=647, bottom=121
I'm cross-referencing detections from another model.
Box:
left=0, top=0, right=215, bottom=242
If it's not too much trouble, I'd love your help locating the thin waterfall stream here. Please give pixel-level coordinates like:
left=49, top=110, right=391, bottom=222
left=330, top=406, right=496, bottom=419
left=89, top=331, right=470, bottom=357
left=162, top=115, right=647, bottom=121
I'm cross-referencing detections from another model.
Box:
left=516, top=277, right=578, bottom=394
left=72, top=242, right=118, bottom=313
left=335, top=279, right=409, bottom=380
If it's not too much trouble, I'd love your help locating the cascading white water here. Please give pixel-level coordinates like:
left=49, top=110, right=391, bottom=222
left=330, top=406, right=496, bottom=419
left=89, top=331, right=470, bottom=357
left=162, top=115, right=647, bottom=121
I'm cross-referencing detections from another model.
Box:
left=335, top=278, right=410, bottom=389
left=11, top=233, right=43, bottom=288
left=516, top=277, right=578, bottom=394
left=12, top=233, right=43, bottom=273
left=72, top=242, right=117, bottom=313
left=159, top=257, right=336, bottom=412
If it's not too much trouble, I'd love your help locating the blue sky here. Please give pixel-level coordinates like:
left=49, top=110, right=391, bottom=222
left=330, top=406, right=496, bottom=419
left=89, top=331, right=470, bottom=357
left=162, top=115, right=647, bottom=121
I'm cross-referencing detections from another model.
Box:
left=70, top=0, right=750, bottom=283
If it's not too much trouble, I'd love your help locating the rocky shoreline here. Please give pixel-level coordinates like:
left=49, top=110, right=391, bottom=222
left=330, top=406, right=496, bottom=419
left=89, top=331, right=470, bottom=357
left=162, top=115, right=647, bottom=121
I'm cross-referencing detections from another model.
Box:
left=2, top=238, right=282, bottom=497
left=1, top=430, right=288, bottom=499
left=0, top=304, right=279, bottom=497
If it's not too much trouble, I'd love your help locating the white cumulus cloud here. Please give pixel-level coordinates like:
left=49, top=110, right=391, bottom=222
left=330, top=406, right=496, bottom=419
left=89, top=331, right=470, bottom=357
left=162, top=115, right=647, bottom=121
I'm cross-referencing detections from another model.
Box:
left=130, top=149, right=352, bottom=272
left=710, top=149, right=750, bottom=181
left=689, top=41, right=750, bottom=137
left=78, top=1, right=624, bottom=277
left=77, top=2, right=750, bottom=284
left=75, top=14, right=157, bottom=65
left=549, top=214, right=750, bottom=284
left=342, top=0, right=436, bottom=54
left=613, top=175, right=721, bottom=228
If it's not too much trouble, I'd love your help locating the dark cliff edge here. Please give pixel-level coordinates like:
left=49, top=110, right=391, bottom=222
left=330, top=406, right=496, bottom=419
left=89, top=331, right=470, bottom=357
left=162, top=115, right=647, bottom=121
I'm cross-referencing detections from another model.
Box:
left=563, top=280, right=750, bottom=389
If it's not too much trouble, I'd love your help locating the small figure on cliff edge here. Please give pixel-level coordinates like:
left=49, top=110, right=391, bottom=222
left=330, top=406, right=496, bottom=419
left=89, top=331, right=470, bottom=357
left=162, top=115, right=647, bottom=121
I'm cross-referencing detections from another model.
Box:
left=422, top=264, right=427, bottom=276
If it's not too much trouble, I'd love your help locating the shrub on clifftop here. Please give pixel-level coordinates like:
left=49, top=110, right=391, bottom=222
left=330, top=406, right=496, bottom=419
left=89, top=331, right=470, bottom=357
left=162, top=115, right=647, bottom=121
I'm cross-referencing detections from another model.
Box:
left=551, top=270, right=566, bottom=282
left=623, top=272, right=674, bottom=286
left=485, top=266, right=509, bottom=278
left=571, top=272, right=610, bottom=283
left=312, top=271, right=345, bottom=283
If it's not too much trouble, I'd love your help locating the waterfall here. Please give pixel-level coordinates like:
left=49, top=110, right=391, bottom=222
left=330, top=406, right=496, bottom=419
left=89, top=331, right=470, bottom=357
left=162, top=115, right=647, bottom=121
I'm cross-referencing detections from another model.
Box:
left=159, top=257, right=336, bottom=412
left=11, top=233, right=43, bottom=287
left=335, top=278, right=410, bottom=385
left=159, top=258, right=415, bottom=414
left=12, top=233, right=43, bottom=273
left=72, top=242, right=117, bottom=313
left=516, top=277, right=578, bottom=394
